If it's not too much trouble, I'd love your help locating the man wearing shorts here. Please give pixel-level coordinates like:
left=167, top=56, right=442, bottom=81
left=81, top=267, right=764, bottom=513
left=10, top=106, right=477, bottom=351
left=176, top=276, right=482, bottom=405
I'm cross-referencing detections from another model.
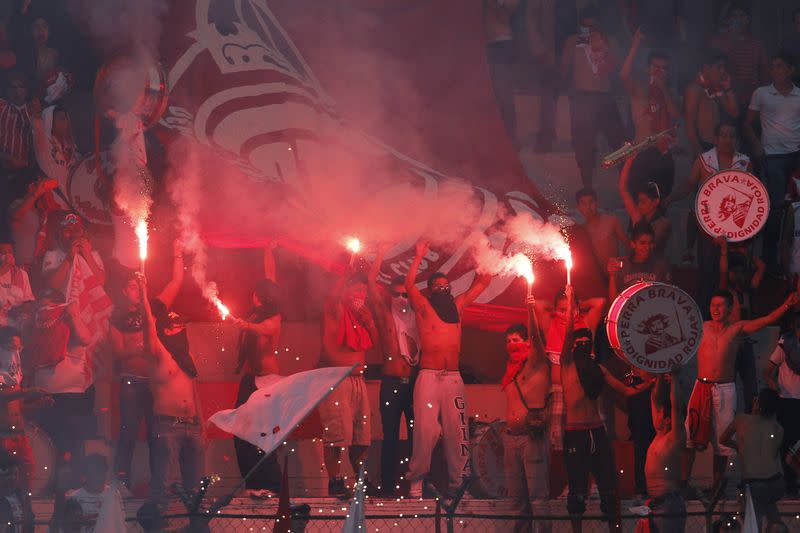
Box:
left=318, top=272, right=379, bottom=497
left=683, top=288, right=797, bottom=494
left=405, top=240, right=491, bottom=498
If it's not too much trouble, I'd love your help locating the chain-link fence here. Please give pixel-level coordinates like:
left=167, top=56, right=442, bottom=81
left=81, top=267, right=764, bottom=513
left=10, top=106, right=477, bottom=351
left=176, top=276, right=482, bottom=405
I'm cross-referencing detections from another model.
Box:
left=31, top=509, right=800, bottom=532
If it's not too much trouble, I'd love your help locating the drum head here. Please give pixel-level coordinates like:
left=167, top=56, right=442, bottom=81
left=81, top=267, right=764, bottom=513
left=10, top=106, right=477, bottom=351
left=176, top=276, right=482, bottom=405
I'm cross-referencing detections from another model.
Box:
left=695, top=170, right=768, bottom=242
left=607, top=283, right=703, bottom=373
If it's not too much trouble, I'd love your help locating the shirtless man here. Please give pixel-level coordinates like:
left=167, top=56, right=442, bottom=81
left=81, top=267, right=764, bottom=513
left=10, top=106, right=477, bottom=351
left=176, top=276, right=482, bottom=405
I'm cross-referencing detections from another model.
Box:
left=535, top=285, right=605, bottom=476
left=317, top=270, right=379, bottom=497
left=110, top=241, right=184, bottom=487
left=406, top=240, right=491, bottom=498
left=230, top=247, right=283, bottom=498
left=621, top=28, right=681, bottom=198
left=641, top=367, right=686, bottom=533
left=137, top=275, right=203, bottom=506
left=502, top=295, right=550, bottom=533
left=720, top=388, right=787, bottom=532
left=368, top=248, right=419, bottom=497
left=684, top=49, right=739, bottom=159
left=683, top=289, right=798, bottom=493
left=575, top=188, right=629, bottom=276
left=560, top=285, right=620, bottom=533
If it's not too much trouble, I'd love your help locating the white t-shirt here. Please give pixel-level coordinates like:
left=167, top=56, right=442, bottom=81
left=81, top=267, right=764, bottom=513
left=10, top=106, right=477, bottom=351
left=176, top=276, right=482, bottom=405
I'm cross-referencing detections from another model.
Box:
left=4, top=494, right=23, bottom=532
left=768, top=340, right=800, bottom=399
left=0, top=268, right=34, bottom=327
left=34, top=347, right=93, bottom=394
left=66, top=486, right=106, bottom=533
left=748, top=84, right=800, bottom=155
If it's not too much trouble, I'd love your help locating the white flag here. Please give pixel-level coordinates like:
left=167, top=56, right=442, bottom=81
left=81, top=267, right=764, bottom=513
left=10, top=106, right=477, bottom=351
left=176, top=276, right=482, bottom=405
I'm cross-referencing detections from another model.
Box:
left=208, top=365, right=355, bottom=455
left=342, top=460, right=367, bottom=533
left=742, top=485, right=758, bottom=533
left=92, top=482, right=126, bottom=533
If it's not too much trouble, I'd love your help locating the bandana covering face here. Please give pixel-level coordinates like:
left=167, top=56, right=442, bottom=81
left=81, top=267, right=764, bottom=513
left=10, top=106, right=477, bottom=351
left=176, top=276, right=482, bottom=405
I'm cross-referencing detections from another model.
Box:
left=428, top=291, right=459, bottom=324
left=337, top=303, right=373, bottom=352
left=501, top=342, right=529, bottom=388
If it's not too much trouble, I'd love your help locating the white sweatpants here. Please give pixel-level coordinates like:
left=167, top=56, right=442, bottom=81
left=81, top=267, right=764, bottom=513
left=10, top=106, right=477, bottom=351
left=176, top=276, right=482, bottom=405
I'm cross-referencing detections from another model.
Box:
left=407, top=369, right=470, bottom=491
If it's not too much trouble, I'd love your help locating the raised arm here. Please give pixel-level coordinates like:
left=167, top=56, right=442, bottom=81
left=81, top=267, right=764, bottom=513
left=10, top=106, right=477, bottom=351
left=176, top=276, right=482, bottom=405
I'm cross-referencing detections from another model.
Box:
left=456, top=270, right=492, bottom=312
left=741, top=292, right=798, bottom=335
left=559, top=285, right=576, bottom=365
left=8, top=178, right=57, bottom=226
left=619, top=157, right=640, bottom=223
left=367, top=246, right=387, bottom=305
left=527, top=295, right=545, bottom=363
left=156, top=239, right=185, bottom=309
left=717, top=237, right=728, bottom=290
left=612, top=216, right=632, bottom=251
left=406, top=240, right=429, bottom=313
left=139, top=275, right=160, bottom=357
left=620, top=27, right=643, bottom=94
left=669, top=365, right=684, bottom=438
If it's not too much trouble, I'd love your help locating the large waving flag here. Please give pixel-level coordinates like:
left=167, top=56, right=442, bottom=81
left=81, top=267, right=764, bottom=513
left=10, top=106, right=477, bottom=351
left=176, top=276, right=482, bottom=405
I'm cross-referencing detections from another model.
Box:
left=92, top=482, right=127, bottom=533
left=208, top=365, right=355, bottom=455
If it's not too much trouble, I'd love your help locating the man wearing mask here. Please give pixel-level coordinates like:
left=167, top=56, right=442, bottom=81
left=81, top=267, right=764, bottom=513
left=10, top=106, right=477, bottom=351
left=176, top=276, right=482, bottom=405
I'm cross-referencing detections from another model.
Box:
left=405, top=240, right=491, bottom=498
left=368, top=248, right=419, bottom=497
left=137, top=274, right=204, bottom=507
left=560, top=285, right=620, bottom=533
left=318, top=270, right=379, bottom=498
left=231, top=247, right=283, bottom=499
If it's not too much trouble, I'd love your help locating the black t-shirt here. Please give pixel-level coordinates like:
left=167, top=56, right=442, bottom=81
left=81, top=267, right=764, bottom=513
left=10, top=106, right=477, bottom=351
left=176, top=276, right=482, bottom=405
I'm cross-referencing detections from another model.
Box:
left=616, top=254, right=671, bottom=290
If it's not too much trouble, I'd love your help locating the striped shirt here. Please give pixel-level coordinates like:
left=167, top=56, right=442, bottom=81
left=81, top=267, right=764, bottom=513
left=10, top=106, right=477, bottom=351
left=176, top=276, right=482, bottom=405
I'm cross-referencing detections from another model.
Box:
left=0, top=99, right=32, bottom=166
left=712, top=35, right=769, bottom=107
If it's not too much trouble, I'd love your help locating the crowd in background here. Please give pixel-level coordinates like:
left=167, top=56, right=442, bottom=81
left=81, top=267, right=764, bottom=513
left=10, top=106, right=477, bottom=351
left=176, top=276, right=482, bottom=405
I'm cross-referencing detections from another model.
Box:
left=0, top=0, right=797, bottom=531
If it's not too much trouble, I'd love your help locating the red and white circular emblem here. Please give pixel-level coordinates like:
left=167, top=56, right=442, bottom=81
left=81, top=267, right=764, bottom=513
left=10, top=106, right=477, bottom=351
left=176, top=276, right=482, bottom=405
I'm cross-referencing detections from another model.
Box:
left=607, top=282, right=703, bottom=374
left=695, top=170, right=769, bottom=242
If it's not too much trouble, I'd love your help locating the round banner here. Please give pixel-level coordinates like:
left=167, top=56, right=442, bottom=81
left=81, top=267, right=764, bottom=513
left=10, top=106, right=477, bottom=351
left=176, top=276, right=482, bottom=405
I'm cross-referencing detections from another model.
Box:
left=695, top=170, right=769, bottom=242
left=606, top=282, right=703, bottom=373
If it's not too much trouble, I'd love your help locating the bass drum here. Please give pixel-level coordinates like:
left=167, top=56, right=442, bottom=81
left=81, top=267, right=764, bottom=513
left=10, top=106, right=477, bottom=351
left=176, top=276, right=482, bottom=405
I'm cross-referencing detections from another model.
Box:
left=469, top=421, right=506, bottom=499
left=606, top=281, right=703, bottom=373
left=27, top=422, right=56, bottom=497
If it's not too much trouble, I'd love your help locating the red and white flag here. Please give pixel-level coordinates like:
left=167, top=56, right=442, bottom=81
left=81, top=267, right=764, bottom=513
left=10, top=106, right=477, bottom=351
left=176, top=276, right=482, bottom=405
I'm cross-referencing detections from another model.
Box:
left=208, top=365, right=355, bottom=455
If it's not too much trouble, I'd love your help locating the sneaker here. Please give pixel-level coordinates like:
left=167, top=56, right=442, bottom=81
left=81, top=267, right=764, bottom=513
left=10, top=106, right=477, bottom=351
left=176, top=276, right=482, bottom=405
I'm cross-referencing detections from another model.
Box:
left=408, top=479, right=423, bottom=498
left=328, top=477, right=349, bottom=498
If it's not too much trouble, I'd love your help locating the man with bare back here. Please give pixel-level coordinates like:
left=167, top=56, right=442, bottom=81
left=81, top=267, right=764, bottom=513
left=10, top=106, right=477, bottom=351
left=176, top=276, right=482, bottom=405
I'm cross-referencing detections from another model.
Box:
left=640, top=366, right=686, bottom=533
left=406, top=240, right=491, bottom=498
left=683, top=288, right=798, bottom=493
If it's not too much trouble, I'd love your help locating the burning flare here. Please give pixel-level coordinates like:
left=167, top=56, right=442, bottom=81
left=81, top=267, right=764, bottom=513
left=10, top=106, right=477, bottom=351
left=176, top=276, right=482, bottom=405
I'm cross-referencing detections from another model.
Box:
left=212, top=297, right=231, bottom=320
left=345, top=237, right=362, bottom=254
left=508, top=253, right=534, bottom=284
left=564, top=252, right=573, bottom=286
left=135, top=219, right=148, bottom=273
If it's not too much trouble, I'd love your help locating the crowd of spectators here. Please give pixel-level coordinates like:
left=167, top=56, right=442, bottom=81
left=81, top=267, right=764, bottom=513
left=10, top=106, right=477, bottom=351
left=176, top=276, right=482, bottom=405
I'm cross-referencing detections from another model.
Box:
left=0, top=0, right=797, bottom=531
